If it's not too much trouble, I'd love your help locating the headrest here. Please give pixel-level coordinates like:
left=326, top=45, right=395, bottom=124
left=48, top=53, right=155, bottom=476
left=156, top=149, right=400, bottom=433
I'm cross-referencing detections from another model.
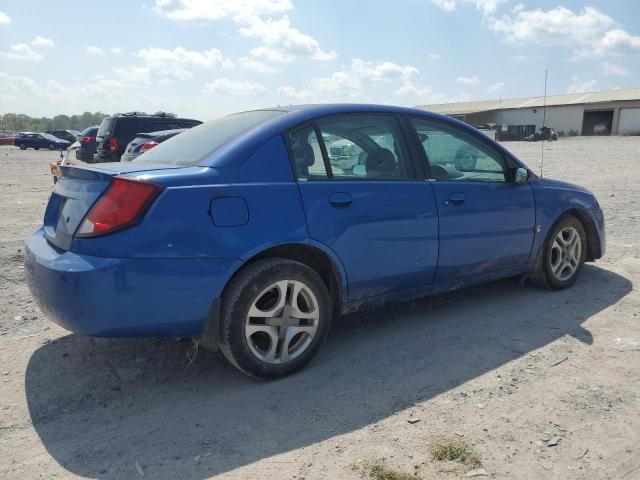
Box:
left=366, top=148, right=396, bottom=176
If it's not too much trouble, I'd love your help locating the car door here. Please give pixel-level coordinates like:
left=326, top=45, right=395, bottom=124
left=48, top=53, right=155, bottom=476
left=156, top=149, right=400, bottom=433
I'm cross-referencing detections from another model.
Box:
left=408, top=117, right=535, bottom=283
left=287, top=113, right=439, bottom=302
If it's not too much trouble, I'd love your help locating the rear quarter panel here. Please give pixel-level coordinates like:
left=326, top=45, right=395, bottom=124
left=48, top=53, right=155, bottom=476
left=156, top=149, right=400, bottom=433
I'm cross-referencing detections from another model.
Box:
left=70, top=136, right=309, bottom=261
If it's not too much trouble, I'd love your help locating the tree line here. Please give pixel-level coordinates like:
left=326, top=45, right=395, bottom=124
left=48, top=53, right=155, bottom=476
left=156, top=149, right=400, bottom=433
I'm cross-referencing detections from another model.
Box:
left=0, top=112, right=109, bottom=133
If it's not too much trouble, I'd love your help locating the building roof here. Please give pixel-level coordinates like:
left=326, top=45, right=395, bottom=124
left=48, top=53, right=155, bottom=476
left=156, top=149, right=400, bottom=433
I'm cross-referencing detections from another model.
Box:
left=416, top=88, right=640, bottom=115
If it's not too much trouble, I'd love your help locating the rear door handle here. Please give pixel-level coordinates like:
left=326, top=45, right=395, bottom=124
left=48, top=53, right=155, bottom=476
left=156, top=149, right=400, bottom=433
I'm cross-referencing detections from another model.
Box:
left=447, top=192, right=466, bottom=205
left=329, top=192, right=353, bottom=208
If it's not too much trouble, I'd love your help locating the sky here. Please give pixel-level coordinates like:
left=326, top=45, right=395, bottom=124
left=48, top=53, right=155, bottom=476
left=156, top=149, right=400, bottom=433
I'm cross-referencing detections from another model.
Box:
left=0, top=0, right=639, bottom=121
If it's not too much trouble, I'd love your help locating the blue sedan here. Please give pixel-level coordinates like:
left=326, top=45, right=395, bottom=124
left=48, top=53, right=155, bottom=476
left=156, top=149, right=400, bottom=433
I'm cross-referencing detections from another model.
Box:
left=24, top=104, right=605, bottom=378
left=15, top=132, right=71, bottom=151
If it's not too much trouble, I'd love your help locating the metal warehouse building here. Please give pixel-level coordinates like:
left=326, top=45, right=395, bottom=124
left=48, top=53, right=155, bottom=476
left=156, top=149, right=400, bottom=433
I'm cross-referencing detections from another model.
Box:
left=417, top=88, right=640, bottom=136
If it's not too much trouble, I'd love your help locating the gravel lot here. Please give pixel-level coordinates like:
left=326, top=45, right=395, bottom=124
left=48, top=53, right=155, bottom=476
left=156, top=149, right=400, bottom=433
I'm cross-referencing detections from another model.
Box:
left=1, top=137, right=639, bottom=480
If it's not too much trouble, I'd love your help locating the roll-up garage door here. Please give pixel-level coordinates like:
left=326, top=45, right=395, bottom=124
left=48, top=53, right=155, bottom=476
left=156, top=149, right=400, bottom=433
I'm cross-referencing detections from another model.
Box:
left=618, top=108, right=640, bottom=135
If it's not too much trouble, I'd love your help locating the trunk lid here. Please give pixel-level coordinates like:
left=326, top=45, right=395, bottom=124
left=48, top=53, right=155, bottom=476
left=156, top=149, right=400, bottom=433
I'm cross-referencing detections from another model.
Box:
left=43, top=163, right=183, bottom=250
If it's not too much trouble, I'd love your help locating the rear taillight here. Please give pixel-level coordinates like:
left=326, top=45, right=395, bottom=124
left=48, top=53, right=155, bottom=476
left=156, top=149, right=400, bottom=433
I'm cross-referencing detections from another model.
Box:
left=80, top=135, right=96, bottom=144
left=139, top=141, right=159, bottom=153
left=75, top=177, right=162, bottom=238
left=109, top=137, right=119, bottom=151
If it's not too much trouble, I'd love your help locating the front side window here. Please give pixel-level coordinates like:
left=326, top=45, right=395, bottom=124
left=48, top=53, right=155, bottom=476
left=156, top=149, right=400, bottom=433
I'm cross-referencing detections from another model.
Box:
left=288, top=114, right=414, bottom=181
left=411, top=118, right=507, bottom=182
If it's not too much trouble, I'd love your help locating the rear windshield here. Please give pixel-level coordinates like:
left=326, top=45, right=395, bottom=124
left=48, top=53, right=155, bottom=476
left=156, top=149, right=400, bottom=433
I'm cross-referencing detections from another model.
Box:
left=80, top=126, right=98, bottom=136
left=97, top=117, right=116, bottom=136
left=133, top=110, right=286, bottom=166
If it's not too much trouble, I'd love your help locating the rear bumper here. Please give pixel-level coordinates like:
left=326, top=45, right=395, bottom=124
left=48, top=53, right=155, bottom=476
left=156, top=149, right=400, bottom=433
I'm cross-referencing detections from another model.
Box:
left=75, top=149, right=95, bottom=162
left=24, top=228, right=238, bottom=338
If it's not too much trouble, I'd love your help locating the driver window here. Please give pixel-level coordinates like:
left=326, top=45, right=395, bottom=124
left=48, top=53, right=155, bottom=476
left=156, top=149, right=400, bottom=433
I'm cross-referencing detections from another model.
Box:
left=411, top=118, right=507, bottom=182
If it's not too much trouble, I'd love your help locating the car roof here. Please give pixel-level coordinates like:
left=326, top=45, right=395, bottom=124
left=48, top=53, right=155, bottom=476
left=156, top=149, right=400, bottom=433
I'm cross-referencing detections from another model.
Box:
left=198, top=103, right=523, bottom=169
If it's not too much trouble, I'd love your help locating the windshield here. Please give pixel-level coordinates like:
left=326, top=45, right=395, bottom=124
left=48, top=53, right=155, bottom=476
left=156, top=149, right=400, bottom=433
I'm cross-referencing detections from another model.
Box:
left=134, top=110, right=286, bottom=166
left=41, top=133, right=62, bottom=141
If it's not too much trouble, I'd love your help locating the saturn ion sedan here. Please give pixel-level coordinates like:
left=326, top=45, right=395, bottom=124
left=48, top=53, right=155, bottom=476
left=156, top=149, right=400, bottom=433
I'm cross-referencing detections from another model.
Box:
left=25, top=104, right=605, bottom=379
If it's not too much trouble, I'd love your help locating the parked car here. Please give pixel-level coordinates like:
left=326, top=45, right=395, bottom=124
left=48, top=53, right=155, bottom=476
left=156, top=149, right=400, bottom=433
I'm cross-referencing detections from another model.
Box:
left=0, top=133, right=15, bottom=146
left=121, top=128, right=188, bottom=162
left=25, top=104, right=605, bottom=379
left=328, top=137, right=361, bottom=171
left=46, top=129, right=80, bottom=144
left=94, top=112, right=201, bottom=162
left=14, top=132, right=70, bottom=150
left=75, top=126, right=99, bottom=162
left=524, top=126, right=558, bottom=142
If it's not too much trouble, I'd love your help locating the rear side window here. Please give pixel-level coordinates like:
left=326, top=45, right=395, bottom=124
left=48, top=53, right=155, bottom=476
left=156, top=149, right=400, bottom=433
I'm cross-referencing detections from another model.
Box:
left=134, top=110, right=285, bottom=166
left=97, top=117, right=115, bottom=136
left=288, top=114, right=414, bottom=181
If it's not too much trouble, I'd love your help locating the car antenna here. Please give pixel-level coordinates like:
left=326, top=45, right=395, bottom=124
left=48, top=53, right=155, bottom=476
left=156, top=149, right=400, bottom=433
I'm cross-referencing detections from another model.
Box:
left=540, top=68, right=548, bottom=178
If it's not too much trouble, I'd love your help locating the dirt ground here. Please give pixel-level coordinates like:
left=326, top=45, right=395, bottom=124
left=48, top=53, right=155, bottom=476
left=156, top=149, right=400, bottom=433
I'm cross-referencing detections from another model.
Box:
left=0, top=137, right=639, bottom=480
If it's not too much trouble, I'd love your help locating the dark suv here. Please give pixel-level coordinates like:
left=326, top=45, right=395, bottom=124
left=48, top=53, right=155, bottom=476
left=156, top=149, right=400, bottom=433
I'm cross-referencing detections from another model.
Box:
left=94, top=112, right=201, bottom=162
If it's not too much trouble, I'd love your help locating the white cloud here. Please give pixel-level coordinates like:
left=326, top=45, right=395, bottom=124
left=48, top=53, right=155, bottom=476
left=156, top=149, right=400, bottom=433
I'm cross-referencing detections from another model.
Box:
left=238, top=56, right=276, bottom=74
left=278, top=58, right=419, bottom=102
left=488, top=6, right=640, bottom=59
left=154, top=0, right=293, bottom=22
left=154, top=0, right=333, bottom=63
left=204, top=78, right=267, bottom=96
left=134, top=46, right=234, bottom=69
left=394, top=80, right=432, bottom=98
left=602, top=61, right=629, bottom=77
left=490, top=7, right=615, bottom=46
left=431, top=0, right=456, bottom=12
left=86, top=46, right=105, bottom=55
left=31, top=36, right=54, bottom=48
left=431, top=0, right=506, bottom=15
left=351, top=58, right=418, bottom=81
left=111, top=47, right=123, bottom=55
left=487, top=82, right=504, bottom=93
left=456, top=75, right=480, bottom=86
left=567, top=76, right=597, bottom=94
left=115, top=47, right=234, bottom=85
left=0, top=11, right=10, bottom=25
left=429, top=53, right=441, bottom=60
left=240, top=15, right=336, bottom=61
left=585, top=29, right=640, bottom=57
left=1, top=44, right=43, bottom=61
left=250, top=45, right=294, bottom=63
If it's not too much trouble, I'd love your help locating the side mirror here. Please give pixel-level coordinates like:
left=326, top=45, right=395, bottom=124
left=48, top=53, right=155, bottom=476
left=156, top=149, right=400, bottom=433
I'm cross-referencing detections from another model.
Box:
left=352, top=164, right=367, bottom=176
left=514, top=167, right=529, bottom=184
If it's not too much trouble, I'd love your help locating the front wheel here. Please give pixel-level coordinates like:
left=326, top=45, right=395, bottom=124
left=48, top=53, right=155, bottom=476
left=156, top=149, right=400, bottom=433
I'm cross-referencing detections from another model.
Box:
left=530, top=215, right=587, bottom=289
left=219, top=258, right=332, bottom=379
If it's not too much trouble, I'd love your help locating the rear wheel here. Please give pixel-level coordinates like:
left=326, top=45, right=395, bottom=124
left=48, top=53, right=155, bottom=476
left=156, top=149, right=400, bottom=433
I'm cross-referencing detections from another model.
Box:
left=18, top=143, right=27, bottom=150
left=48, top=143, right=56, bottom=150
left=530, top=215, right=587, bottom=289
left=219, top=258, right=331, bottom=379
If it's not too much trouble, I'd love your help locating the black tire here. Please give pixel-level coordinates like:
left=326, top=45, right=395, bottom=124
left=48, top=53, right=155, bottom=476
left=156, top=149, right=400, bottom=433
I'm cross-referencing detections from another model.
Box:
left=530, top=215, right=587, bottom=290
left=48, top=143, right=56, bottom=150
left=219, top=258, right=332, bottom=379
left=34, top=146, right=40, bottom=150
left=18, top=144, right=27, bottom=150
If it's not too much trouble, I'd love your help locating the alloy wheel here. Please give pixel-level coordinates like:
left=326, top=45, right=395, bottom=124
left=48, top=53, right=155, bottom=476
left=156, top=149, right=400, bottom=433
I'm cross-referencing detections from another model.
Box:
left=244, top=280, right=320, bottom=365
left=550, top=226, right=581, bottom=281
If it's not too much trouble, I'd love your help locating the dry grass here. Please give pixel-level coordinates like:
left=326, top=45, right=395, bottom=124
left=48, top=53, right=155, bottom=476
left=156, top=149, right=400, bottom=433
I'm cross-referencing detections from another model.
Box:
left=354, top=460, right=420, bottom=480
left=429, top=437, right=482, bottom=470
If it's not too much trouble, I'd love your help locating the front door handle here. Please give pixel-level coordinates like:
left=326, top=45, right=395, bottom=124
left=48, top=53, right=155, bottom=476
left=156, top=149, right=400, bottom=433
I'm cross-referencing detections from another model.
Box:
left=329, top=192, right=353, bottom=208
left=447, top=192, right=466, bottom=205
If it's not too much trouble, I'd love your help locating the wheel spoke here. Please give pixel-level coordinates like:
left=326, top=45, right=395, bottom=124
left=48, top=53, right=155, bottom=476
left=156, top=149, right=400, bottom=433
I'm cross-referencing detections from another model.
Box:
left=245, top=324, right=279, bottom=362
left=247, top=280, right=289, bottom=318
left=289, top=282, right=319, bottom=320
